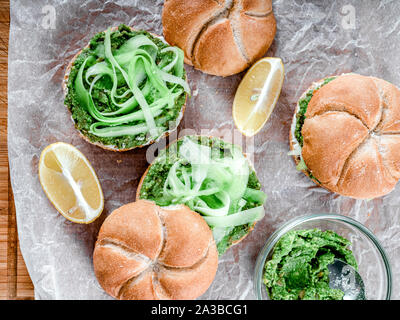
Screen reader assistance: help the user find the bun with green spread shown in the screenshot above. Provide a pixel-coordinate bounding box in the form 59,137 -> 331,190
290,73 -> 400,199
63,25 -> 190,151
137,135 -> 267,255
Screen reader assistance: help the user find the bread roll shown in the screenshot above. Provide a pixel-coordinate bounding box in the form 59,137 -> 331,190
162,0 -> 276,77
135,135 -> 264,253
93,200 -> 218,300
63,26 -> 187,152
291,74 -> 400,199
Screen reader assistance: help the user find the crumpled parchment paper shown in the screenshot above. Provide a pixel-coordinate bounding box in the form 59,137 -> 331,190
8,0 -> 400,299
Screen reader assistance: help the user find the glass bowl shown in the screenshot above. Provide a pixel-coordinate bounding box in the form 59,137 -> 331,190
254,214 -> 392,300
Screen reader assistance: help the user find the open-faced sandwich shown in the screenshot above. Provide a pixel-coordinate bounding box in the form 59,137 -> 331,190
137,135 -> 267,255
63,24 -> 190,151
290,73 -> 400,199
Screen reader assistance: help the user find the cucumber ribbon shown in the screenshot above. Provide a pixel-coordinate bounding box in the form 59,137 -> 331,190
161,137 -> 267,236
74,28 -> 189,138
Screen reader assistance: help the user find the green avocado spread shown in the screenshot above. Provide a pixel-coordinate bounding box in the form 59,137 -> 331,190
293,77 -> 336,181
139,136 -> 266,255
64,24 -> 188,150
294,77 -> 336,147
263,229 -> 358,300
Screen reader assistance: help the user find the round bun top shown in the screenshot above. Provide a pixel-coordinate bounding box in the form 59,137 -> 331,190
162,0 -> 276,77
93,200 -> 218,300
301,73 -> 400,199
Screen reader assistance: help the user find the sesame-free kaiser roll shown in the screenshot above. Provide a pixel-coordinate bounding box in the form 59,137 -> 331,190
162,0 -> 276,77
290,74 -> 400,199
93,200 -> 218,300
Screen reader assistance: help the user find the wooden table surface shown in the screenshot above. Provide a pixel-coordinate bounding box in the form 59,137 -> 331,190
0,0 -> 35,300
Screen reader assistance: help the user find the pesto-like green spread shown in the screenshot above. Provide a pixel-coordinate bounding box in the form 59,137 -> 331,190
295,77 -> 336,147
263,229 -> 358,300
64,25 -> 187,150
293,77 -> 336,182
139,136 -> 264,255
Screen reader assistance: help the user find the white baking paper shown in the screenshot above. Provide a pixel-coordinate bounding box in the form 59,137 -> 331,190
8,0 -> 400,299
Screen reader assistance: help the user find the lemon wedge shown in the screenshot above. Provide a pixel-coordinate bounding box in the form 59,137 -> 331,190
233,57 -> 285,137
38,142 -> 104,224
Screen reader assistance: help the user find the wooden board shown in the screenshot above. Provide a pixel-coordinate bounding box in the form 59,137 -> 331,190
0,0 -> 35,300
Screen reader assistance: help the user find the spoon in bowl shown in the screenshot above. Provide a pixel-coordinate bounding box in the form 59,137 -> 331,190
328,258 -> 366,300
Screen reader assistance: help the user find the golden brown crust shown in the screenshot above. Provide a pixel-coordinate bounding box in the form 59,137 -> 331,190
336,138 -> 397,199
118,271 -> 157,300
96,201 -> 163,259
378,135 -> 400,180
291,74 -> 400,199
302,111 -> 369,188
192,19 -> 248,77
161,0 -> 223,64
289,77 -> 335,189
63,26 -> 187,152
158,206 -> 212,268
92,245 -> 148,298
241,0 -> 272,14
135,135 -> 259,250
373,77 -> 400,133
162,0 -> 276,77
305,74 -> 381,129
93,200 -> 218,300
158,242 -> 219,300
235,2 -> 276,63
